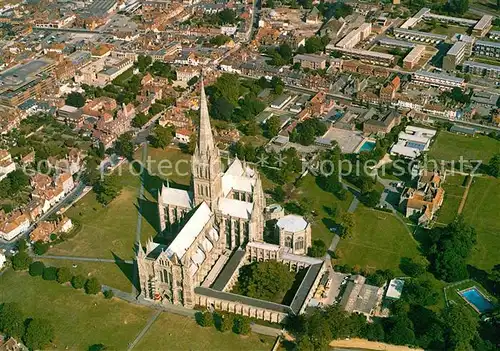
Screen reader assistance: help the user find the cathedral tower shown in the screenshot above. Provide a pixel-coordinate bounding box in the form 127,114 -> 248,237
191,78 -> 222,209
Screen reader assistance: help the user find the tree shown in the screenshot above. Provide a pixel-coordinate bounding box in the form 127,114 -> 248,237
85,277 -> 102,295
29,261 -> 45,277
385,316 -> 416,346
266,115 -> 281,137
148,125 -> 174,149
65,92 -> 86,108
0,303 -> 25,338
290,119 -> 327,146
94,175 -> 122,205
56,267 -> 72,284
442,304 -> 478,350
308,239 -> 327,257
446,0 -> 469,15
6,169 -> 29,193
17,238 -> 28,252
210,97 -> 234,121
273,186 -> 285,202
399,257 -> 426,277
115,132 -> 134,160
218,8 -> 237,24
428,217 -> 476,282
23,318 -> 55,350
489,153 -> 500,177
233,261 -> 295,302
233,316 -> 251,335
360,190 -> 381,208
402,279 -> 439,306
214,312 -> 234,332
11,251 -> 32,271
103,290 -> 114,299
132,112 -> 150,128
88,344 -> 108,351
72,275 -> 86,289
187,75 -> 199,86
196,311 -> 214,327
209,34 -> 231,46
33,240 -> 49,255
136,55 -> 152,73
340,212 -> 354,238
42,266 -> 58,281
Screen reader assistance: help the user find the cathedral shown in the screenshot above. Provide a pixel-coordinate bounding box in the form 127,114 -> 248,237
137,79 -> 313,310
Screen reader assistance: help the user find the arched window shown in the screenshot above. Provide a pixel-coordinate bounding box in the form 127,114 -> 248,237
295,237 -> 304,251
285,237 -> 292,248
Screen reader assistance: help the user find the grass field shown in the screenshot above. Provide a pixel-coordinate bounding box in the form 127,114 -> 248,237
290,175 -> 354,245
135,312 -> 276,351
428,132 -> 500,163
435,175 -> 466,225
461,177 -> 500,271
0,270 -> 152,350
38,258 -> 134,292
335,206 -> 425,274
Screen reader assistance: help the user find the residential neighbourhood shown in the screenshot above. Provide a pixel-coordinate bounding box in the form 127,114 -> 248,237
0,0 -> 499,350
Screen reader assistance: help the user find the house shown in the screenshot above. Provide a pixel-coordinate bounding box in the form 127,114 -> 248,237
400,170 -> 445,225
363,111 -> 401,135
339,275 -> 383,318
293,54 -> 326,70
0,150 -> 15,181
30,216 -> 73,243
385,279 -> 405,300
175,128 -> 192,144
177,66 -> 200,82
390,126 -> 436,159
0,210 -> 30,241
379,76 -> 401,102
55,172 -> 75,194
0,251 -> 6,269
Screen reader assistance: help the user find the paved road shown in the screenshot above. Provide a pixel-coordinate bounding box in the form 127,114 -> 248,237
39,255 -> 133,264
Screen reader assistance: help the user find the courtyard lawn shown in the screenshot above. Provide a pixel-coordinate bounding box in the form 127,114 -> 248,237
0,270 -> 152,350
435,175 -> 466,225
461,177 -> 500,271
428,132 -> 500,163
38,258 -> 134,292
290,174 -> 354,245
135,312 -> 276,351
335,206 -> 425,274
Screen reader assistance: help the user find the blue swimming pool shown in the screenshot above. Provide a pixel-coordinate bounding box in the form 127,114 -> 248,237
359,140 -> 376,152
460,287 -> 494,313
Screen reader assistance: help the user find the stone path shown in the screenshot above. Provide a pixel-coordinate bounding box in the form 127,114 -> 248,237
127,309 -> 162,351
38,254 -> 133,264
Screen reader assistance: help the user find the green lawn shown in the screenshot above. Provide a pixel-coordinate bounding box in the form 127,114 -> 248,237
428,132 -> 500,163
335,206 -> 425,274
135,312 -> 276,351
435,175 -> 466,225
290,175 -> 354,245
38,258 -> 134,292
0,270 -> 152,350
461,177 -> 500,271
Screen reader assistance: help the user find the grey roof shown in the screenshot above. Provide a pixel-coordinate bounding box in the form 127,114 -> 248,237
198,78 -> 215,153
294,54 -> 327,63
212,249 -> 246,291
474,15 -> 493,31
414,70 -> 465,84
447,41 -> 466,56
463,61 -> 500,72
394,28 -> 447,40
195,287 -> 293,314
289,262 -> 323,314
450,124 -> 476,135
475,40 -> 500,49
378,37 -> 416,49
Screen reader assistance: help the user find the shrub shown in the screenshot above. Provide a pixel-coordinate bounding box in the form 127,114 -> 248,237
56,267 -> 72,284
42,266 -> 58,281
11,251 -> 32,271
29,261 -> 45,276
85,277 -> 101,295
103,290 -> 114,299
71,275 -> 86,289
233,316 -> 251,335
33,241 -> 49,255
195,311 -> 214,327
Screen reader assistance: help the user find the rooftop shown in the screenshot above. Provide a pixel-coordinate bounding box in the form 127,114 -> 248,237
276,214 -> 308,233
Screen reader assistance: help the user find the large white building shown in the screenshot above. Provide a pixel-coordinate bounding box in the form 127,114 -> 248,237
412,70 -> 465,90
0,150 -> 15,182
390,125 -> 436,159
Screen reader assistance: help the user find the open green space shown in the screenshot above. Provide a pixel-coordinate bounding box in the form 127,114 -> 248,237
0,270 -> 152,350
135,312 -> 276,351
460,176 -> 500,271
38,258 -> 133,292
435,175 -> 466,225
290,174 -> 354,245
428,131 -> 500,162
335,206 -> 424,274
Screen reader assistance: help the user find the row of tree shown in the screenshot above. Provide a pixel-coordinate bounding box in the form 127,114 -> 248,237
196,311 -> 251,335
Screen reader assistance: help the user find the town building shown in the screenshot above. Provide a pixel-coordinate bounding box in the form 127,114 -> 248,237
363,110 -> 401,135
390,125 -> 436,159
293,54 -> 327,70
393,28 -> 446,44
473,40 -> 500,58
472,15 -> 493,37
443,41 -> 467,71
412,70 -> 465,90
0,150 -> 15,181
463,60 -> 500,78
400,170 -> 445,225
335,23 -> 372,49
403,45 -> 425,69
0,210 -> 30,241
328,47 -> 394,66
339,275 -> 383,317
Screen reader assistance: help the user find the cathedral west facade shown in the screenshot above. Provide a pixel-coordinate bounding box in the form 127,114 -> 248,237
137,79 -> 314,311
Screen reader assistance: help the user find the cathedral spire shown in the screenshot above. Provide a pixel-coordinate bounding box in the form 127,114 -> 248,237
198,76 -> 215,153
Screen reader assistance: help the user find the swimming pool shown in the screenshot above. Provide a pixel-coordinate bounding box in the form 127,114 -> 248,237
359,140 -> 376,152
459,287 -> 494,313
